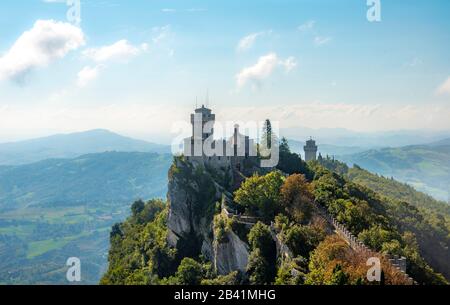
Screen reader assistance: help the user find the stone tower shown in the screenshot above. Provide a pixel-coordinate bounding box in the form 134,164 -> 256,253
191,105 -> 215,141
304,138 -> 318,162
185,105 -> 215,158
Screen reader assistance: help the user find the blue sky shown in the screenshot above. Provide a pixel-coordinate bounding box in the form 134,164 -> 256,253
0,0 -> 449,142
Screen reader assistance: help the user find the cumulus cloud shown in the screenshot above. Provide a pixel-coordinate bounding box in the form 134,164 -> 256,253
237,31 -> 271,52
78,40 -> 148,87
82,40 -> 148,63
77,65 -> 102,87
0,19 -> 85,82
236,53 -> 297,88
436,76 -> 450,95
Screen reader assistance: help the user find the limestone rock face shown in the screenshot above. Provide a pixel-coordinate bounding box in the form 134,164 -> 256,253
167,178 -> 191,245
166,158 -> 228,259
213,230 -> 249,275
166,157 -> 252,274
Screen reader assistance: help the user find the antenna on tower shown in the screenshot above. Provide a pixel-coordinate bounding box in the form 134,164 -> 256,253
206,89 -> 209,108
195,96 -> 198,109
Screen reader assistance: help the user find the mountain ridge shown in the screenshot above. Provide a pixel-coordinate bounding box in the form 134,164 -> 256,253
0,151 -> 172,211
339,143 -> 450,201
0,129 -> 171,166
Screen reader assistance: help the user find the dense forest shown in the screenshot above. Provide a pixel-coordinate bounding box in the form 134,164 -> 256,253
101,139 -> 449,285
318,155 -> 450,280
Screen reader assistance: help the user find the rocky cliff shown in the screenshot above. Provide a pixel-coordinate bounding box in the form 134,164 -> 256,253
166,156 -> 249,271
213,230 -> 249,274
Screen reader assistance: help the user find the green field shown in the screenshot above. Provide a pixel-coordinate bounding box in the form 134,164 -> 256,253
0,204 -> 129,284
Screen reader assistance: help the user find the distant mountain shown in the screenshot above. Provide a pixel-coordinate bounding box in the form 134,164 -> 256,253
0,151 -> 173,211
0,129 -> 171,166
429,138 -> 450,147
282,127 -> 450,148
339,144 -> 450,201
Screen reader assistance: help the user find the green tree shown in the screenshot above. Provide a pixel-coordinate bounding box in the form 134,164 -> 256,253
280,174 -> 314,223
284,224 -> 325,258
248,222 -> 274,257
234,171 -> 284,219
261,119 -> 272,150
277,138 -> 313,179
247,249 -> 270,285
358,225 -> 399,252
327,264 -> 350,285
175,258 -> 203,285
246,222 -> 277,284
131,199 -> 145,217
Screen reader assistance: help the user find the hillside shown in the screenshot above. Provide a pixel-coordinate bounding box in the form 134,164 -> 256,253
0,152 -> 172,211
339,144 -> 450,201
0,152 -> 172,284
0,129 -> 171,166
101,141 -> 449,285
430,138 -> 450,147
318,156 -> 450,280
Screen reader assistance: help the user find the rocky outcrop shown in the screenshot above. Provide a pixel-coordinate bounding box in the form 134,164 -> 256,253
213,230 -> 249,275
166,156 -> 254,275
167,157 -> 233,260
165,155 -> 269,276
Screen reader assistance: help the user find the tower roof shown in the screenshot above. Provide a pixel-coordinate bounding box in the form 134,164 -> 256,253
195,104 -> 212,114
306,138 -> 316,146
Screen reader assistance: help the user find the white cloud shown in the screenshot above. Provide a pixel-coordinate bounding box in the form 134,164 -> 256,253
237,31 -> 271,52
82,40 -> 147,63
79,40 -> 148,86
77,65 -> 102,88
152,25 -> 172,44
298,20 -> 315,32
236,53 -> 297,88
161,8 -> 176,13
0,19 -> 85,82
314,36 -> 331,46
281,57 -> 298,72
436,76 -> 450,95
